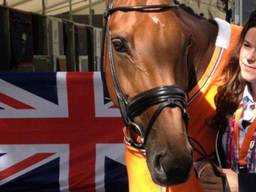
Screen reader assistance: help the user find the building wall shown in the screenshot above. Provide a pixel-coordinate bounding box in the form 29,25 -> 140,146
241,0 -> 256,24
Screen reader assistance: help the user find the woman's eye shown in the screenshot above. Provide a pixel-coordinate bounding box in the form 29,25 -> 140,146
243,41 -> 251,48
111,38 -> 128,53
243,43 -> 249,47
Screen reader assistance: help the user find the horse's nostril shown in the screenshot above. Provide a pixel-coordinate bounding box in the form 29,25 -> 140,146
153,153 -> 166,175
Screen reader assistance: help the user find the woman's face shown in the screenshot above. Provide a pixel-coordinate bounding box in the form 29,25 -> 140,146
240,27 -> 256,84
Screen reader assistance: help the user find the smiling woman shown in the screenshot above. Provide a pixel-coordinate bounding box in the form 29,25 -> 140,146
240,27 -> 256,85
199,10 -> 256,192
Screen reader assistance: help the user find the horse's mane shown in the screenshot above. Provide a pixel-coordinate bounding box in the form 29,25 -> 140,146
174,1 -> 200,17
174,0 -> 215,22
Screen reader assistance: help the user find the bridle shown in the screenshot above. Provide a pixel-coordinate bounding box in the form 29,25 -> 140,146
102,1 -> 189,150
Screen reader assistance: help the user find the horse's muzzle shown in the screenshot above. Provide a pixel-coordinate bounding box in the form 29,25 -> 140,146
149,148 -> 193,186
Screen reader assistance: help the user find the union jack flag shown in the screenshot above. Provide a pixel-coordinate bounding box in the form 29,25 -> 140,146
0,72 -> 128,192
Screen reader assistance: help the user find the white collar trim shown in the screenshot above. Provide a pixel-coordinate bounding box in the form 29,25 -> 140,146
243,85 -> 255,103
214,18 -> 231,49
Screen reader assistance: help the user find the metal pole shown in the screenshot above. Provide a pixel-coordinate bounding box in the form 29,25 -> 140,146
239,0 -> 243,25
224,0 -> 228,20
89,0 -> 92,25
42,0 -> 46,15
3,0 -> 7,6
68,0 -> 76,71
69,0 -> 73,21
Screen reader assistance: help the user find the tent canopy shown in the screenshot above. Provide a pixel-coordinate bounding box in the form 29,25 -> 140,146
0,0 -> 105,15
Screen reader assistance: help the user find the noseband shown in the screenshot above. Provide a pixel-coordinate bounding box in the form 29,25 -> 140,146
103,2 -> 189,150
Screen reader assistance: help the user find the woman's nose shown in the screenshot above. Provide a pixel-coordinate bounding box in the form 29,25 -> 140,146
247,50 -> 256,63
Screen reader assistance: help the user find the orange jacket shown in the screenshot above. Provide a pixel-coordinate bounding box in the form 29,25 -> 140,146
125,23 -> 242,192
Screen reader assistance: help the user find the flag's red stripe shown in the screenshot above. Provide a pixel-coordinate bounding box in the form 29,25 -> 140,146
0,153 -> 54,180
0,93 -> 34,109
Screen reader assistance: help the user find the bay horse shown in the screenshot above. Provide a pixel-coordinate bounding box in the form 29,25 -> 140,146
102,0 -> 241,191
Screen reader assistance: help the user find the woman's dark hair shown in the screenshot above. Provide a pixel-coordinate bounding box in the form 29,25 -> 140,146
210,10 -> 256,130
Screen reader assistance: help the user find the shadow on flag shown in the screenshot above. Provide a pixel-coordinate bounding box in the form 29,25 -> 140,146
105,157 -> 128,192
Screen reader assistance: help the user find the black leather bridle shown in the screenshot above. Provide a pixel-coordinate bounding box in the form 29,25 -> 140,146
102,1 -> 189,150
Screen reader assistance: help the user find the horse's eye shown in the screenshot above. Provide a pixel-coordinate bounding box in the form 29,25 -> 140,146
111,37 -> 128,53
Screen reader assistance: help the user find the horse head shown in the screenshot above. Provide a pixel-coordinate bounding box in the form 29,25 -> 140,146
103,0 -> 218,186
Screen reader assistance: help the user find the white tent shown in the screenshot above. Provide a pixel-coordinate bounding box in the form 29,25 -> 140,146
0,0 -> 105,15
